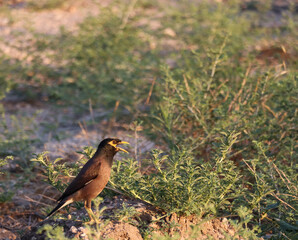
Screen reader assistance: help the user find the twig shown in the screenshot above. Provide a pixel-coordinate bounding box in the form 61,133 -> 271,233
105,186 -> 126,195
280,231 -> 291,240
38,193 -> 58,202
183,74 -> 191,95
281,45 -> 287,71
78,121 -> 90,145
38,186 -> 54,202
106,100 -> 120,136
271,162 -> 297,192
89,98 -> 95,125
270,193 -> 295,211
105,186 -> 159,209
262,102 -> 278,119
145,77 -> 156,105
22,195 -> 52,207
207,34 -> 229,91
0,224 -> 18,231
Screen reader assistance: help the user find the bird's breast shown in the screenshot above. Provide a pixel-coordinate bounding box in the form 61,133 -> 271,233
71,160 -> 113,202
81,161 -> 112,200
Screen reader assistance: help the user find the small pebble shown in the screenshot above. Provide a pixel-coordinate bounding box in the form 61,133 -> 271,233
70,226 -> 78,234
80,232 -> 87,238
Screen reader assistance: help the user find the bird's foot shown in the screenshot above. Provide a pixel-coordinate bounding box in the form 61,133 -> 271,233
84,218 -> 100,225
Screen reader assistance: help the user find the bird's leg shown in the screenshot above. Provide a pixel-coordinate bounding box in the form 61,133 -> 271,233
84,200 -> 99,224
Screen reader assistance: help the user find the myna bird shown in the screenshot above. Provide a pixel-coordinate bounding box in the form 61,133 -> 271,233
45,138 -> 129,224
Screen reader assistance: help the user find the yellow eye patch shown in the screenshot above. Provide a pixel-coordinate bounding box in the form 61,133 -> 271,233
108,140 -> 118,148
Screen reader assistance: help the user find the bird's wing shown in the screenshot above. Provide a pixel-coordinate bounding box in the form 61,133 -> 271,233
57,160 -> 101,202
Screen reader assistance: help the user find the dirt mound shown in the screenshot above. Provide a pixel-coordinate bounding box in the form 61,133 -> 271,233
101,222 -> 143,240
150,213 -> 237,240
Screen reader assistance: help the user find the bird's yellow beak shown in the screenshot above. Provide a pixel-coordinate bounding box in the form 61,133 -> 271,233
117,141 -> 129,153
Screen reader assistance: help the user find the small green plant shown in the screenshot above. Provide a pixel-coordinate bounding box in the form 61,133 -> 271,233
0,156 -> 12,174
0,190 -> 14,203
37,224 -> 68,240
227,206 -> 261,239
0,56 -> 18,101
32,152 -> 70,192
0,156 -> 14,203
113,202 -> 139,222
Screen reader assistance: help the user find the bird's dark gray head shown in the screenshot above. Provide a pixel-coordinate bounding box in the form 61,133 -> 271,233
97,138 -> 129,155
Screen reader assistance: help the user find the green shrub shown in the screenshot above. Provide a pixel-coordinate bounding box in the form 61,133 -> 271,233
110,132 -> 242,217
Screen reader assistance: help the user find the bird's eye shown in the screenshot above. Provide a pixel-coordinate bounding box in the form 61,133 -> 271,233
113,140 -> 117,145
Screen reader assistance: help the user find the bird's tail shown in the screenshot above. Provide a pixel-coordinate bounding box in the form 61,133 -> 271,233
45,198 -> 73,220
